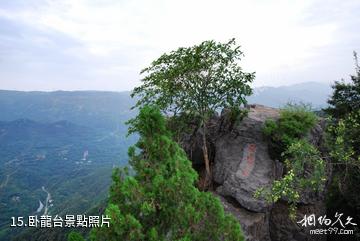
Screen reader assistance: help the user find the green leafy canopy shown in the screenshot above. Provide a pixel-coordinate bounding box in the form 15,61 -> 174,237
132,38 -> 254,119
131,38 -> 254,188
324,52 -> 360,228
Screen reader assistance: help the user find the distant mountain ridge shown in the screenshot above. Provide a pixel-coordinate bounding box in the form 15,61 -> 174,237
0,90 -> 136,131
248,82 -> 332,109
0,82 -> 332,127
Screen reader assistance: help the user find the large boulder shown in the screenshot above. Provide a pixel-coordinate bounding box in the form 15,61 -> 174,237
214,105 -> 281,212
180,104 -> 330,241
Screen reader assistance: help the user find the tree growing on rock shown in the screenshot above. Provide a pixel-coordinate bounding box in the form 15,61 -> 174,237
131,39 -> 254,187
325,52 -> 360,232
87,106 -> 244,241
326,51 -> 360,119
325,51 -> 360,181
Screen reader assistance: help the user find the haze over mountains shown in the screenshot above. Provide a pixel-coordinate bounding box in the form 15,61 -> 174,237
0,81 -> 332,240
0,90 -> 136,131
0,91 -> 136,240
0,82 -> 331,124
248,81 -> 332,108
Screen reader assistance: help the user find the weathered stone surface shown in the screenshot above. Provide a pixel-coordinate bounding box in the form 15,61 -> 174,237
180,114 -> 219,166
217,194 -> 271,241
269,201 -> 327,241
181,127 -> 207,166
214,105 -> 280,212
179,104 -> 330,241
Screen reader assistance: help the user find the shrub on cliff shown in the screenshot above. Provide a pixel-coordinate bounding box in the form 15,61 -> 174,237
258,104 -> 325,219
325,52 -> 360,237
263,103 -> 317,160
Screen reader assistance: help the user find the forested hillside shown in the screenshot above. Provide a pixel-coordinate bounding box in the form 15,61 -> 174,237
0,93 -> 137,240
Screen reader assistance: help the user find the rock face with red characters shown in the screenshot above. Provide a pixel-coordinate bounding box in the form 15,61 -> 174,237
214,105 -> 280,214
180,104 -> 328,241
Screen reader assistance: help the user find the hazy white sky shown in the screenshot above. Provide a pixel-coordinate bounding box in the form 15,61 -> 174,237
0,0 -> 359,91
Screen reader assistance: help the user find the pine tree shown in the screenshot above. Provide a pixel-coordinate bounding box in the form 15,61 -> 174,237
88,106 -> 244,241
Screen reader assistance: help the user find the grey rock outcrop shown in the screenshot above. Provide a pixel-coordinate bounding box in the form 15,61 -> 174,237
181,104 -> 329,241
217,194 -> 271,241
214,105 -> 280,213
270,201 -> 326,241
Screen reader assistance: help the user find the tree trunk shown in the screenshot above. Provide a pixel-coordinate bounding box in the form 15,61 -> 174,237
202,122 -> 211,188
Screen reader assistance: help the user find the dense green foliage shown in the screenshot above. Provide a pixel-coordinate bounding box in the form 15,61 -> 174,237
327,112 -> 360,168
132,38 -> 254,116
263,103 -> 318,160
131,38 -> 254,186
88,106 -> 244,241
325,52 -> 360,120
325,52 -> 360,238
258,104 -> 325,218
326,52 -> 360,159
68,231 -> 86,241
255,140 -> 325,219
